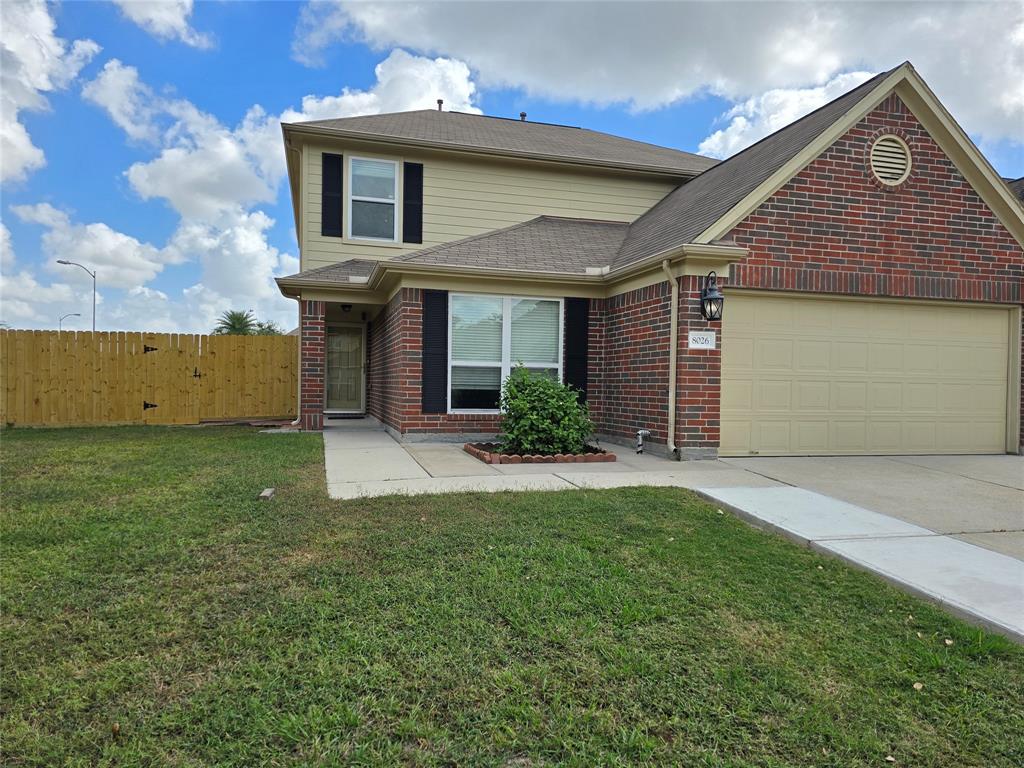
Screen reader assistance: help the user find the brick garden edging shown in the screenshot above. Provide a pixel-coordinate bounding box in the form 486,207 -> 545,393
464,443 -> 616,465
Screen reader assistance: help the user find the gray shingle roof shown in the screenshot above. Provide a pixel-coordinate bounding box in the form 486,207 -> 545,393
1004,177 -> 1024,202
287,110 -> 718,176
396,216 -> 628,274
615,68 -> 895,268
280,259 -> 377,284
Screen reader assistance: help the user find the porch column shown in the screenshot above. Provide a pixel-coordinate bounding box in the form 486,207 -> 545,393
674,275 -> 723,459
299,299 -> 325,431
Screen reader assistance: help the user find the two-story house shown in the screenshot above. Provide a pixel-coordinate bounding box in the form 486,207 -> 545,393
276,62 -> 1024,458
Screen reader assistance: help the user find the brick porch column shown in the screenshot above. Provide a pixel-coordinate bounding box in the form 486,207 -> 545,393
674,275 -> 723,459
299,299 -> 325,431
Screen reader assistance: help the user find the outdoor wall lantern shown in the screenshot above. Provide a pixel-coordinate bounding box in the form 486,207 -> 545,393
700,271 -> 724,321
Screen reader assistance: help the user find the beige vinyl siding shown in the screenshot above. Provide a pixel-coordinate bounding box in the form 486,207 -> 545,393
301,142 -> 677,270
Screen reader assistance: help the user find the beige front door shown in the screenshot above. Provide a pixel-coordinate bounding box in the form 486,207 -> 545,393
721,292 -> 1012,456
326,326 -> 364,412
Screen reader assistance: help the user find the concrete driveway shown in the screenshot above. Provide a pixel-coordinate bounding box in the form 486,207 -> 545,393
721,455 -> 1024,558
700,454 -> 1023,641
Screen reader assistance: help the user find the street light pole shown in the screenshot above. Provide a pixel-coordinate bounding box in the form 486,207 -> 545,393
58,312 -> 81,331
56,260 -> 96,331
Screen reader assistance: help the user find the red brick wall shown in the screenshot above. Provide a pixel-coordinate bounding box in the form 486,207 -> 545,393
588,283 -> 672,447
674,275 -> 723,456
298,299 -> 325,431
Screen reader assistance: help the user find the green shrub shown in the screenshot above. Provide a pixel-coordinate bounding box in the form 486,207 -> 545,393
499,366 -> 594,455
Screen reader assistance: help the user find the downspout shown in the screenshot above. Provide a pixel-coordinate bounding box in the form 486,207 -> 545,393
661,260 -> 680,459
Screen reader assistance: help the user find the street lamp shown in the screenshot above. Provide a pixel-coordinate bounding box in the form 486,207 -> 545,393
58,312 -> 80,331
56,260 -> 96,331
700,271 -> 725,321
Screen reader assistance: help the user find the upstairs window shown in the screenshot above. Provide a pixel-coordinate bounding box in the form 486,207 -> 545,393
449,294 -> 563,412
349,157 -> 398,241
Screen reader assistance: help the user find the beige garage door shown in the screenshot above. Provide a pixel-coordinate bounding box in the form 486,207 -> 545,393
721,293 -> 1011,456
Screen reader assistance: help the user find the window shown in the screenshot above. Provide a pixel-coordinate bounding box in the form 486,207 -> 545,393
348,157 -> 398,241
449,294 -> 563,412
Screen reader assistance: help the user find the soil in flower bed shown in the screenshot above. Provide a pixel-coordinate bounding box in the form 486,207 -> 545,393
464,442 -> 616,465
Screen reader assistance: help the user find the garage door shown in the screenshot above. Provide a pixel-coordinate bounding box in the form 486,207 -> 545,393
721,293 -> 1011,456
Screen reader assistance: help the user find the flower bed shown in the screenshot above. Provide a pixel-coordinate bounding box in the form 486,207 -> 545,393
464,442 -> 616,465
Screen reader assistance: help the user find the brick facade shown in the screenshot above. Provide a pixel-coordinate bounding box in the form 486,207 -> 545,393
302,94 -> 1022,452
298,300 -> 325,431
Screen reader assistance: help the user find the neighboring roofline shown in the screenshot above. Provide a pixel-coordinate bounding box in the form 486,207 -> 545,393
281,122 -> 708,179
693,62 -> 1024,248
274,242 -> 747,300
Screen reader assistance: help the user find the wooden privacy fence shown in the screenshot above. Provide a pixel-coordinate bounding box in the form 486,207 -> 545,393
0,331 -> 297,426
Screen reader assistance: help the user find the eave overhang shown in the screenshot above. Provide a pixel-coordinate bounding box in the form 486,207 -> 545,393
274,242 -> 747,303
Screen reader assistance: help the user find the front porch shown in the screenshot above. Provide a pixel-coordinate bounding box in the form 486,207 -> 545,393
298,298 -> 382,430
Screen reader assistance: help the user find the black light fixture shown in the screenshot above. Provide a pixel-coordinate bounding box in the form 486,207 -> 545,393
700,271 -> 724,321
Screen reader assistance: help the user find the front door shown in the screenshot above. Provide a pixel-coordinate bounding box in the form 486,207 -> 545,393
326,326 -> 364,412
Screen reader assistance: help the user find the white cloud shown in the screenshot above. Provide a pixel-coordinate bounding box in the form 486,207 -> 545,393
4,48 -> 471,331
81,59 -> 160,142
83,50 -> 479,221
0,0 -> 100,181
698,71 -> 875,158
294,1 -> 1024,148
112,0 -> 211,48
0,222 -> 13,272
12,203 -> 184,289
0,268 -> 84,326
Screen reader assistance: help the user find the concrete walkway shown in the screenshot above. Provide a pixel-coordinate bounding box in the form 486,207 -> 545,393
322,419 -> 777,500
696,484 -> 1024,642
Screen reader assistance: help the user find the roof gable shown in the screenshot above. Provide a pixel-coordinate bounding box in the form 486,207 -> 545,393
615,69 -> 894,268
618,62 -> 1024,266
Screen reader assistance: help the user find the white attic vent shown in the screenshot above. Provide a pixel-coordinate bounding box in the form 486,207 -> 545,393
869,135 -> 911,186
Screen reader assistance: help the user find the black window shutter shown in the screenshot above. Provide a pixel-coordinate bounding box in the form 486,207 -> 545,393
321,153 -> 343,237
402,162 -> 423,244
564,297 -> 589,401
421,289 -> 448,413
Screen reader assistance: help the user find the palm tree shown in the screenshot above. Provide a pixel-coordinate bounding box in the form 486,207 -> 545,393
212,310 -> 256,335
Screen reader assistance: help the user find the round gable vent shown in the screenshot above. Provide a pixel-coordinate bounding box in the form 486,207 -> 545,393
869,135 -> 911,186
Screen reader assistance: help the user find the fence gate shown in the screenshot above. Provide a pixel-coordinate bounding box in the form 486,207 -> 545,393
141,333 -> 201,425
0,330 -> 297,427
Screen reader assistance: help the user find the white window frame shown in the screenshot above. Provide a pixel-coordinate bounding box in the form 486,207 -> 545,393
347,156 -> 399,242
447,293 -> 564,414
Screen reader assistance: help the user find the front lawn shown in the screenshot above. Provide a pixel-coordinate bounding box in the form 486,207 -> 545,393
2,427 -> 1020,766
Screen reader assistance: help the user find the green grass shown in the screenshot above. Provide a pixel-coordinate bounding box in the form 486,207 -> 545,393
2,427 -> 1021,767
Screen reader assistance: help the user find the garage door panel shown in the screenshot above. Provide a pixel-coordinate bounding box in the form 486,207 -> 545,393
795,381 -> 829,410
835,342 -> 868,371
870,382 -> 902,411
757,339 -> 793,369
832,421 -> 867,451
721,293 -> 1010,456
795,339 -> 830,371
869,342 -> 904,372
795,421 -> 829,452
722,337 -> 754,370
868,421 -> 903,452
832,381 -> 867,411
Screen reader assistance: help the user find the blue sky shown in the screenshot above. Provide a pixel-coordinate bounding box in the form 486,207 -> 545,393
1,1 -> 1021,333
